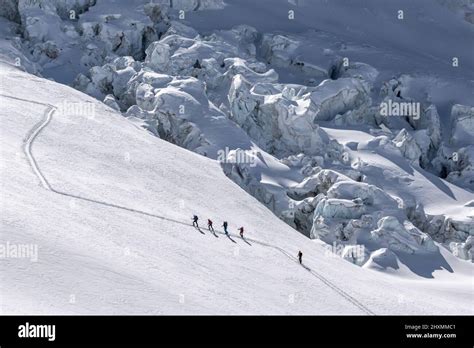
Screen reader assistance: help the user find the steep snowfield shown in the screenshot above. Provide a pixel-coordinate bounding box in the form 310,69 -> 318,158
1,63 -> 473,314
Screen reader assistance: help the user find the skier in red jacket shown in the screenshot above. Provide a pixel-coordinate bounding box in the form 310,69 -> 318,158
207,219 -> 214,232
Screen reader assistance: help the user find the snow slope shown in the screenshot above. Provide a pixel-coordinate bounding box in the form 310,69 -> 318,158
1,62 -> 473,314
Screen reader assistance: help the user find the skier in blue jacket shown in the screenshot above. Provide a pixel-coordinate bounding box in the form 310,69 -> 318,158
192,215 -> 199,228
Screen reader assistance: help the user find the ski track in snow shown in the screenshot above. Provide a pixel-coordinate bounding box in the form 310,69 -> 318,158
3,93 -> 375,315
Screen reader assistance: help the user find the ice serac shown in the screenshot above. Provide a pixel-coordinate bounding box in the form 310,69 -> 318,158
307,178 -> 439,263
327,181 -> 399,210
228,76 -> 372,156
261,34 -> 299,67
0,0 -> 20,24
159,0 -> 226,11
370,216 -> 437,255
261,33 -> 328,80
103,94 -> 120,111
13,0 -> 158,73
144,41 -> 171,72
450,104 -> 474,147
220,148 -> 277,213
308,78 -> 371,122
363,248 -> 399,271
392,128 -> 422,165
449,236 -> 474,261
445,145 -> 474,191
432,144 -> 474,192
287,169 -> 352,200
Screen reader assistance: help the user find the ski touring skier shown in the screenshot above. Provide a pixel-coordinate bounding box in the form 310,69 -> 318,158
207,219 -> 214,232
238,226 -> 244,238
222,221 -> 229,235
298,250 -> 303,264
192,215 -> 199,228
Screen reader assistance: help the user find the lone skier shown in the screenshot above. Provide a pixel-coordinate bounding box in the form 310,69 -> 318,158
207,219 -> 214,232
238,226 -> 244,238
222,221 -> 229,235
192,215 -> 199,228
298,250 -> 303,264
